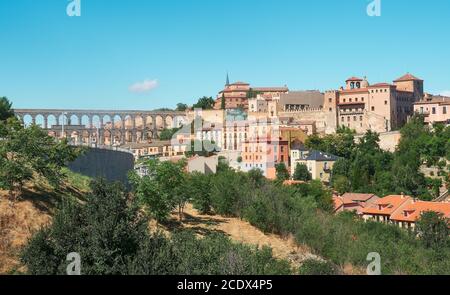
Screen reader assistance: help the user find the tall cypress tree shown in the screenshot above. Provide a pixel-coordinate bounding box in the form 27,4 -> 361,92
221,92 -> 226,110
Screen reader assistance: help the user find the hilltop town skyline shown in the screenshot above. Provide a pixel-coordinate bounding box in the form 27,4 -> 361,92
1,0 -> 450,110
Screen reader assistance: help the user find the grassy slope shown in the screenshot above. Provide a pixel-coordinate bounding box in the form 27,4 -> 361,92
0,169 -> 91,274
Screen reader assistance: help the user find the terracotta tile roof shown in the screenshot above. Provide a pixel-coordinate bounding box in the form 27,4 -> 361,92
394,73 -> 423,82
333,196 -> 344,210
340,88 -> 369,94
346,77 -> 363,82
252,87 -> 289,92
414,96 -> 450,105
391,201 -> 450,222
230,81 -> 250,85
341,193 -> 379,203
362,195 -> 412,216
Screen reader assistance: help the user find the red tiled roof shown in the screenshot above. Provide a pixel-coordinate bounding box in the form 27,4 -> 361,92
346,77 -> 363,82
391,201 -> 450,222
341,193 -> 379,203
333,196 -> 344,210
252,87 -> 289,92
362,195 -> 412,216
394,73 -> 423,82
230,81 -> 250,85
340,88 -> 369,94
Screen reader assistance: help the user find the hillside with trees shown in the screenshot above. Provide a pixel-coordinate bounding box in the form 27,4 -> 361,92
305,118 -> 450,200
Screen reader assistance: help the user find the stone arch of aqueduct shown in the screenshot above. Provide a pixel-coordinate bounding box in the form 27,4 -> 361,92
14,109 -> 187,146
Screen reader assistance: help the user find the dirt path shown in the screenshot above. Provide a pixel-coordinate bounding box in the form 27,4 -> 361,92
163,204 -> 322,268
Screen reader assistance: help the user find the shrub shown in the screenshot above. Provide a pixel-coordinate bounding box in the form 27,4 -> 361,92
21,179 -> 292,275
298,259 -> 339,275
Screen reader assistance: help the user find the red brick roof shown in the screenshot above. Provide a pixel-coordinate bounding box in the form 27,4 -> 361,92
346,77 -> 363,82
252,87 -> 289,92
390,201 -> 450,222
394,73 -> 423,82
230,81 -> 250,85
341,193 -> 379,203
362,195 -> 412,216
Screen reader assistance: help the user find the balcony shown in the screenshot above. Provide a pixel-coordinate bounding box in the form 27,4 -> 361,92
338,109 -> 364,115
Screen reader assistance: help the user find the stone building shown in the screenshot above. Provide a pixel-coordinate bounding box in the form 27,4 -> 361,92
328,74 -> 424,133
214,77 -> 288,110
414,94 -> 450,125
276,73 -> 424,134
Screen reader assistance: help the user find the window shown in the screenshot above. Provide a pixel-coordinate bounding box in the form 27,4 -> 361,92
361,97 -> 364,101
371,106 -> 375,111
349,98 -> 352,102
360,116 -> 363,121
329,107 -> 332,112
385,100 -> 388,105
347,116 -> 350,122
343,99 -> 346,102
329,98 -> 332,103
353,116 -> 357,121
432,107 -> 436,114
443,107 -> 447,114
355,98 -> 358,102
341,117 -> 344,122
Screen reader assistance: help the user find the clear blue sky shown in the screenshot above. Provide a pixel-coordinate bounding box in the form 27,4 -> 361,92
1,0 -> 449,110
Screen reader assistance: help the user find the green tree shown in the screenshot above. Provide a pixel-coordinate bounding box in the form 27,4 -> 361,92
294,180 -> 334,212
185,139 -> 217,157
210,170 -> 249,216
21,179 -> 146,275
333,175 -> 351,195
293,163 -> 311,181
305,127 -> 355,159
275,163 -> 289,182
176,103 -> 188,111
0,118 -> 80,200
131,159 -> 189,222
247,168 -> 266,188
159,127 -> 181,140
193,96 -> 215,110
0,97 -> 14,121
220,93 -> 226,110
22,179 -> 292,275
416,211 -> 449,249
189,172 -> 213,214
298,259 -> 339,275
